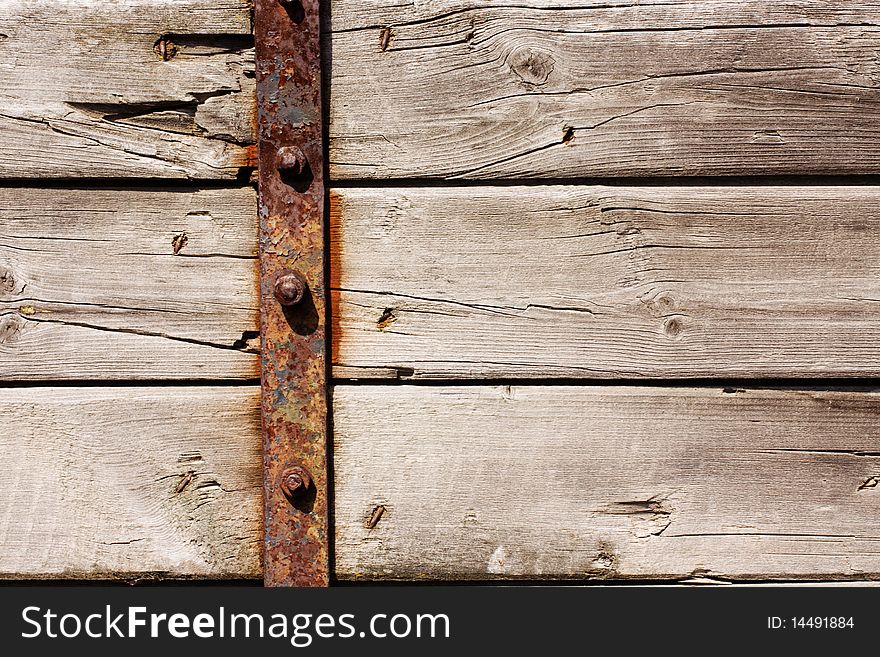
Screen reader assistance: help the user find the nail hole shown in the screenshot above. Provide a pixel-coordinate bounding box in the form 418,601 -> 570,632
153,36 -> 177,61
365,505 -> 386,529
379,27 -> 392,52
171,232 -> 188,255
377,307 -> 397,330
281,0 -> 306,24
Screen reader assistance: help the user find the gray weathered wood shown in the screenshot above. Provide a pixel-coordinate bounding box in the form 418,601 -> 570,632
331,186 -> 880,379
334,384 -> 880,581
329,0 -> 880,179
0,385 -> 261,579
0,0 -> 255,179
0,187 -> 259,380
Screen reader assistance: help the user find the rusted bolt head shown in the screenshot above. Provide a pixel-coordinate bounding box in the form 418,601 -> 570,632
276,146 -> 308,176
280,466 -> 312,502
274,272 -> 307,307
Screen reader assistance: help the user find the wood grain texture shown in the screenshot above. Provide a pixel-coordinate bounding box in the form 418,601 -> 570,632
0,386 -> 261,579
331,186 -> 880,379
0,0 -> 255,179
328,0 -> 880,179
334,384 -> 880,581
0,187 -> 259,380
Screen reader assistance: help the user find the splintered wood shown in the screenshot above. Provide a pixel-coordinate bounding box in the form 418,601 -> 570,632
0,0 -> 256,179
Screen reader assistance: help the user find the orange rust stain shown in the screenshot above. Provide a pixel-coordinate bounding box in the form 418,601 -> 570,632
241,144 -> 260,168
328,191 -> 345,364
328,191 -> 344,289
248,228 -> 261,379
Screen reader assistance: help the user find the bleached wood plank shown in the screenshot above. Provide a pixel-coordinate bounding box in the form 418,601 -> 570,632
0,385 -> 261,579
0,0 -> 255,179
331,186 -> 880,379
334,385 -> 880,581
329,0 -> 880,179
0,187 -> 259,380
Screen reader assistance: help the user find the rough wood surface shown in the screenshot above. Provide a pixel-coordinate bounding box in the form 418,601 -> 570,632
0,187 -> 259,380
0,386 -> 261,579
334,385 -> 880,581
0,0 -> 255,179
328,0 -> 880,179
331,186 -> 880,379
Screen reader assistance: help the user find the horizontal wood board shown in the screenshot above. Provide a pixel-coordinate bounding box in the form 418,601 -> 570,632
0,0 -> 256,179
0,187 -> 260,380
0,386 -> 262,579
334,384 -> 880,581
331,186 -> 880,379
329,0 -> 880,179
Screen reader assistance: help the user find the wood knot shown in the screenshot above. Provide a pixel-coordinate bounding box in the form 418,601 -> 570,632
640,291 -> 677,318
590,542 -> 618,575
0,315 -> 23,345
663,316 -> 685,338
0,266 -> 17,296
508,47 -> 555,86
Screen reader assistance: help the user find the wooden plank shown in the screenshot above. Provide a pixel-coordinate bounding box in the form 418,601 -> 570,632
0,385 -> 261,579
0,0 -> 255,179
331,186 -> 880,379
333,384 -> 880,581
0,187 -> 259,380
328,0 -> 880,179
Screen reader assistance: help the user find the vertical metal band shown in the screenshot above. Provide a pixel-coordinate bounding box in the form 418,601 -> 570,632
254,0 -> 328,587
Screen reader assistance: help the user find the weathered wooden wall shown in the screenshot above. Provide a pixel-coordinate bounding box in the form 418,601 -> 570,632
334,386 -> 880,581
328,0 -> 880,582
3,0 -> 880,583
331,186 -> 880,379
327,0 -> 880,179
0,0 -> 262,580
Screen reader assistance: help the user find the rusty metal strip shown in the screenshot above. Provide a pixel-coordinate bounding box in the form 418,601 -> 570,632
255,0 -> 328,587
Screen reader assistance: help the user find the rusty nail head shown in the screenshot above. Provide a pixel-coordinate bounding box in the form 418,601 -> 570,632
280,466 -> 312,501
276,146 -> 308,176
274,272 -> 307,306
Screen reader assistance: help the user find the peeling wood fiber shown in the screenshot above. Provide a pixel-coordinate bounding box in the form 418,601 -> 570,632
328,0 -> 880,179
0,386 -> 262,579
0,0 -> 256,179
0,187 -> 260,380
331,186 -> 880,379
334,385 -> 880,581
